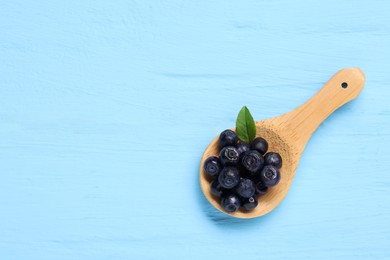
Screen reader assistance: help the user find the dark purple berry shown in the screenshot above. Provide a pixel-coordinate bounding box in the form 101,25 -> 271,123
219,129 -> 238,148
260,165 -> 280,187
251,137 -> 268,155
264,152 -> 282,169
242,196 -> 258,211
255,180 -> 268,196
218,167 -> 240,189
241,150 -> 264,173
235,178 -> 256,198
221,193 -> 241,213
219,146 -> 240,166
210,179 -> 225,197
203,156 -> 222,177
236,142 -> 250,157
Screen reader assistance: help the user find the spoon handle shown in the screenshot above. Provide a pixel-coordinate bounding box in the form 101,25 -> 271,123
277,68 -> 366,150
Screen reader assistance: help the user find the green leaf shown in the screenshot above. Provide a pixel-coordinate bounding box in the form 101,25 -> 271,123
236,106 -> 256,143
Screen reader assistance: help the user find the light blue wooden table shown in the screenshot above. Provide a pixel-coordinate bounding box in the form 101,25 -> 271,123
1,1 -> 389,259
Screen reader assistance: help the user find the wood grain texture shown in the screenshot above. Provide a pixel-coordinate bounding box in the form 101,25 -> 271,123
1,0 -> 390,259
200,68 -> 366,218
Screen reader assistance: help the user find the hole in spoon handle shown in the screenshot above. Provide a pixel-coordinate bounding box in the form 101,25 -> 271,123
279,68 -> 366,148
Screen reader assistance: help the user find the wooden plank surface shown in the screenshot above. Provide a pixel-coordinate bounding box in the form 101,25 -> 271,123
1,1 -> 389,259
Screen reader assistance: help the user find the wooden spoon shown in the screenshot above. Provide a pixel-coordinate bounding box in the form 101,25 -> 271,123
200,68 -> 366,219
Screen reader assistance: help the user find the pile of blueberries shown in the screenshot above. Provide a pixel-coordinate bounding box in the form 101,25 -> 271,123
203,130 -> 282,213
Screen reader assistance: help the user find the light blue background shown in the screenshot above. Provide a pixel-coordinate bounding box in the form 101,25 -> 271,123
1,1 -> 389,259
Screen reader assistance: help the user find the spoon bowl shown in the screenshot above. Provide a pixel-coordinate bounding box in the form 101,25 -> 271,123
200,68 -> 366,218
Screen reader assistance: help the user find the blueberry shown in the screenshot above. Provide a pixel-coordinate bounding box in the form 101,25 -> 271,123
242,196 -> 258,211
260,165 -> 280,187
255,180 -> 268,196
218,167 -> 240,189
221,193 -> 241,213
236,178 -> 256,198
236,142 -> 250,157
203,156 -> 222,177
219,146 -> 240,166
264,152 -> 282,169
241,150 -> 264,173
251,137 -> 268,155
210,179 -> 225,197
219,129 -> 238,148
